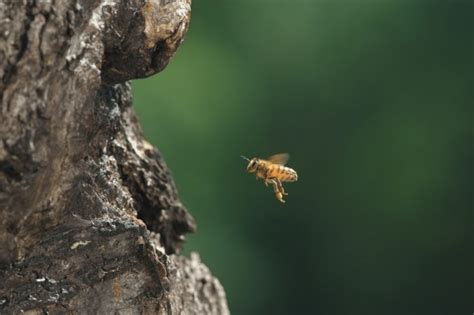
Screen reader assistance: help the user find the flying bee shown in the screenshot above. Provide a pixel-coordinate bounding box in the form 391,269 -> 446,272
241,153 -> 298,203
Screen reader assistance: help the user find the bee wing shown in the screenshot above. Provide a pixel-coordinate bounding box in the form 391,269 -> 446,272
266,153 -> 290,165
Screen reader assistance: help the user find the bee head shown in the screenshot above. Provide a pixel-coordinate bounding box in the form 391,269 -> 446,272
246,158 -> 259,173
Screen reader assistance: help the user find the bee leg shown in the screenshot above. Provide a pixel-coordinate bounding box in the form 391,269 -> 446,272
269,178 -> 285,203
275,191 -> 285,203
264,178 -> 271,187
275,178 -> 288,195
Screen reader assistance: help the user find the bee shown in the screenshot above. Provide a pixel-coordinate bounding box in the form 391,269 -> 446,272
241,153 -> 298,203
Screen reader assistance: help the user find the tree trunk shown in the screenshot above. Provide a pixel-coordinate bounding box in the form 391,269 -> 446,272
0,0 -> 229,313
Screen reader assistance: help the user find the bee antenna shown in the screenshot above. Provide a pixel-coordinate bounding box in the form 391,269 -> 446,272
240,155 -> 250,161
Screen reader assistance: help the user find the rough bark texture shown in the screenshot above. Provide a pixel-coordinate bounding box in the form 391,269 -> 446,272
0,0 -> 229,313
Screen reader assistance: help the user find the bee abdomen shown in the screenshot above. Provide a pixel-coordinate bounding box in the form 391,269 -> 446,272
278,166 -> 298,182
285,169 -> 298,182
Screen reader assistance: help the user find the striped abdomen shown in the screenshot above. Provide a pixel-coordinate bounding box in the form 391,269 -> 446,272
267,165 -> 298,182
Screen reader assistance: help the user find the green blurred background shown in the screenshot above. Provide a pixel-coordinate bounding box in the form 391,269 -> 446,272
132,0 -> 473,314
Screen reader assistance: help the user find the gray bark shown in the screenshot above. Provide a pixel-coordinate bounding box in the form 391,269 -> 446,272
0,0 -> 229,313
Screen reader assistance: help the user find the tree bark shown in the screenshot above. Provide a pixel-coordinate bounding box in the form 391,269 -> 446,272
0,0 -> 229,314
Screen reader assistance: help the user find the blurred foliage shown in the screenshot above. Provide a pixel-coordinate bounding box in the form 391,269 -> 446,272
132,0 -> 473,314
